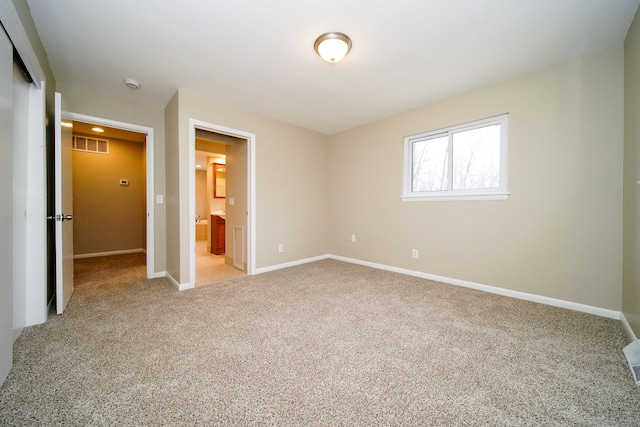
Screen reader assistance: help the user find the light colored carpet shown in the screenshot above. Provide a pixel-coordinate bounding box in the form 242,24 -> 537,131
1,253 -> 639,426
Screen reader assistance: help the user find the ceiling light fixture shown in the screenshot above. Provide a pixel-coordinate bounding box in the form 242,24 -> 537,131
124,78 -> 140,90
314,32 -> 352,63
92,127 -> 105,133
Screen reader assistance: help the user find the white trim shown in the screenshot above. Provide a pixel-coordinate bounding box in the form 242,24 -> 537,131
148,271 -> 167,280
67,112 -> 156,279
621,313 -> 639,343
401,193 -> 509,202
0,1 -> 45,87
254,254 -> 331,275
329,255 -> 620,319
403,114 -> 509,200
188,118 -> 256,290
73,248 -> 144,259
254,253 -> 621,320
166,272 -> 194,291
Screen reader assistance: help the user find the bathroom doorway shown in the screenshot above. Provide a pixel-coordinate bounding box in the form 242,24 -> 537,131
193,128 -> 248,286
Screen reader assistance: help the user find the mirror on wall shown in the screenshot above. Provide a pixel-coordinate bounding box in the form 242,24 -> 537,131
213,163 -> 226,198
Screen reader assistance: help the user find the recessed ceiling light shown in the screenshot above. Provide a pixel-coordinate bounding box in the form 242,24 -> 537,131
61,121 -> 73,128
196,164 -> 202,168
92,127 -> 105,133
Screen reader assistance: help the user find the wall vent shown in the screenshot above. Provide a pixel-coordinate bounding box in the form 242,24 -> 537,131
73,136 -> 109,154
233,226 -> 244,270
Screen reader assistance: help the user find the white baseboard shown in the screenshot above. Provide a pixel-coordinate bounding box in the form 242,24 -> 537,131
254,254 -> 331,275
74,248 -> 145,259
256,254 -> 622,321
621,312 -> 639,343
329,255 -> 621,320
147,271 -> 167,280
166,272 -> 194,291
218,253 -> 624,322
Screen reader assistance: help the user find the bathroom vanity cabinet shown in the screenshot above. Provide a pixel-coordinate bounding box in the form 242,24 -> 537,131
211,215 -> 226,255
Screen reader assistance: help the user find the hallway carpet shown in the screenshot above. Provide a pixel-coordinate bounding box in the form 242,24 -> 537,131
1,254 -> 639,425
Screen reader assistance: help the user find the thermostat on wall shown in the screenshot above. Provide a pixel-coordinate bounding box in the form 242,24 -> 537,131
119,179 -> 129,186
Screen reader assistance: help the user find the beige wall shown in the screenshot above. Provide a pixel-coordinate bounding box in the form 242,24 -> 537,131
58,83 -> 167,273
165,88 -> 329,283
624,10 -> 640,338
72,135 -> 145,255
328,46 -> 624,310
164,91 -> 180,280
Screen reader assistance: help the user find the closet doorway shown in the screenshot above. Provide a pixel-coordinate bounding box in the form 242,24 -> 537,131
67,116 -> 155,279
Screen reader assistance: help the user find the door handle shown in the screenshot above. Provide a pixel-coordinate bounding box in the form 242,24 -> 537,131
49,214 -> 73,221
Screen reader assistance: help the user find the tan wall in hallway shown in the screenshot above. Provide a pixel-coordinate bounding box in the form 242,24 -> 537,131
73,135 -> 145,255
195,169 -> 207,219
225,138 -> 247,270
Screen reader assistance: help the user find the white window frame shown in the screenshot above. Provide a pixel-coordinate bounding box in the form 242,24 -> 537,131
402,114 -> 509,202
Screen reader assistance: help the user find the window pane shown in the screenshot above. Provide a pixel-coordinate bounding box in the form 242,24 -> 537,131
412,135 -> 448,192
452,124 -> 500,190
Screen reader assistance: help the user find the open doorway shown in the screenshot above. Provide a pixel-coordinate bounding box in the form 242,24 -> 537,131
189,119 -> 256,288
71,121 -> 147,262
193,129 -> 246,286
67,113 -> 155,279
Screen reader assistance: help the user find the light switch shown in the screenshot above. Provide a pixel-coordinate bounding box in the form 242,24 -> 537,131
229,197 -> 235,206
156,195 -> 164,204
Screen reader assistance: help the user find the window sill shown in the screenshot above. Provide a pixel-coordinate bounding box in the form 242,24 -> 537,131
401,193 -> 510,202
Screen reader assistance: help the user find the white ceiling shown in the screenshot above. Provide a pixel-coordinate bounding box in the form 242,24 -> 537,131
26,0 -> 640,135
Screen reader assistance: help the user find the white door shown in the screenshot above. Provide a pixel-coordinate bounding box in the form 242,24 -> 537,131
0,19 -> 14,385
55,92 -> 74,314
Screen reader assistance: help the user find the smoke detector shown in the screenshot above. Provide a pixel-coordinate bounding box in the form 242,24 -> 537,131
124,78 -> 140,90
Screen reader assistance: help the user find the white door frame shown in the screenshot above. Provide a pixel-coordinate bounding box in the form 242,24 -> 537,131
68,112 -> 156,278
188,118 -> 256,288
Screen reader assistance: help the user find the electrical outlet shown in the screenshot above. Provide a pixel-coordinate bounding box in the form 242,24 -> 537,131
351,234 -> 356,243
278,244 -> 284,253
412,249 -> 419,259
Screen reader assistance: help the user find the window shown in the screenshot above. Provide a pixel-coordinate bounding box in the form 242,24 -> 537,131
403,114 -> 508,201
